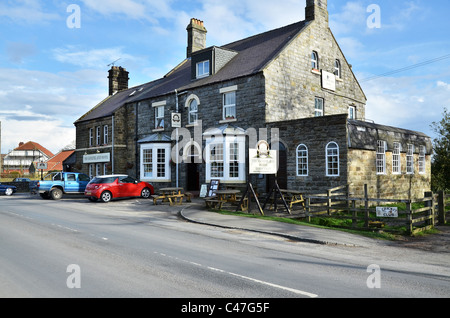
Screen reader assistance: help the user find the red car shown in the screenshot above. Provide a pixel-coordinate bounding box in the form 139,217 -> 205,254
85,175 -> 154,202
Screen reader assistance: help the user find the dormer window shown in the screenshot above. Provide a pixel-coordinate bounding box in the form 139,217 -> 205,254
196,60 -> 210,78
311,51 -> 319,70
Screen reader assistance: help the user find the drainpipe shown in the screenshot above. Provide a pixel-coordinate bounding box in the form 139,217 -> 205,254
175,90 -> 179,188
112,115 -> 115,174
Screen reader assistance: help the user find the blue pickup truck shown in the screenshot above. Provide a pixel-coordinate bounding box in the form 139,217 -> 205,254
38,172 -> 90,200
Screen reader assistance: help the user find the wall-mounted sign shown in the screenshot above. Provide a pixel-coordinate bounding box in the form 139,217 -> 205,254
171,113 -> 181,128
376,207 -> 398,218
83,153 -> 111,164
249,140 -> 278,175
322,70 -> 336,91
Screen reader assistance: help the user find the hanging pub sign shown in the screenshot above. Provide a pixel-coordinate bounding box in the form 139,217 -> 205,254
249,140 -> 278,175
171,113 -> 181,128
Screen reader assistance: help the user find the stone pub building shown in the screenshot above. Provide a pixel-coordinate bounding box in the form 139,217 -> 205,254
74,0 -> 431,199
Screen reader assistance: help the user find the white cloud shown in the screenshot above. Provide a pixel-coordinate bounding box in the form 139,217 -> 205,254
363,76 -> 450,138
0,68 -> 105,154
52,46 -> 139,69
0,0 -> 60,24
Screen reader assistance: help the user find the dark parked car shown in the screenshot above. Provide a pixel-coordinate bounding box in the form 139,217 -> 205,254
0,183 -> 17,196
85,175 -> 154,202
13,178 -> 31,182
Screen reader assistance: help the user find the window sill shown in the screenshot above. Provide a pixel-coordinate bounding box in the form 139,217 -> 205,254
219,118 -> 237,124
311,69 -> 321,75
152,128 -> 164,132
186,123 -> 199,128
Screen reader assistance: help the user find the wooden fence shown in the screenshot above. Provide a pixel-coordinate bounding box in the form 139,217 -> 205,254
305,185 -> 448,236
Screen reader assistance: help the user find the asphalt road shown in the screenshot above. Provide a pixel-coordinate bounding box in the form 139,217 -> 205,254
1,193 -> 449,300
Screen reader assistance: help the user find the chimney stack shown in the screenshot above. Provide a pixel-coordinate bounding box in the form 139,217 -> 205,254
186,18 -> 207,58
305,0 -> 328,24
108,66 -> 129,95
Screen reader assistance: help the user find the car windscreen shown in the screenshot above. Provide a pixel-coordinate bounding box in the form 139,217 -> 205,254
90,177 -> 117,184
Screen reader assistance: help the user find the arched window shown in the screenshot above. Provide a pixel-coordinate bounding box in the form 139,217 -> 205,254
334,59 -> 341,78
311,51 -> 319,70
188,98 -> 198,124
326,142 -> 339,176
296,144 -> 308,176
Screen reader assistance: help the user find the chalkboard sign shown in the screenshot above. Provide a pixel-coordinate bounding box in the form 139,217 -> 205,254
208,179 -> 220,197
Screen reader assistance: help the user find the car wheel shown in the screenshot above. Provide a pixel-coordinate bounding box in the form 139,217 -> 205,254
50,188 -> 63,200
100,191 -> 112,203
5,188 -> 13,196
141,187 -> 151,198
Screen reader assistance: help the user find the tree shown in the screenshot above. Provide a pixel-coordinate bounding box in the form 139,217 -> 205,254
431,107 -> 450,191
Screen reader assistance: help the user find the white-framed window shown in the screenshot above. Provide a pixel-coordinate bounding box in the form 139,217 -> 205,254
155,106 -> 164,129
103,163 -> 108,175
89,164 -> 94,178
315,97 -> 324,117
140,143 -> 171,181
326,142 -> 339,177
223,91 -> 236,120
188,98 -> 198,124
103,125 -> 109,144
392,142 -> 401,175
334,59 -> 341,78
205,136 -> 245,182
311,51 -> 319,70
89,128 -> 93,147
296,144 -> 308,176
348,106 -> 355,120
376,140 -> 387,175
196,60 -> 210,78
419,145 -> 426,174
407,144 -> 414,174
96,163 -> 102,176
96,126 -> 101,145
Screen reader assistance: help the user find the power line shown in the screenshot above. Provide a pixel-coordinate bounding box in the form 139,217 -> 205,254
360,53 -> 450,83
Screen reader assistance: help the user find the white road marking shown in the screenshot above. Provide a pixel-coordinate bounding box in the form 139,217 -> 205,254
154,251 -> 318,298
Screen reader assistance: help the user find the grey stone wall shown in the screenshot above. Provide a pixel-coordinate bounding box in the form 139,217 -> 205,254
264,18 -> 366,123
263,114 -> 349,195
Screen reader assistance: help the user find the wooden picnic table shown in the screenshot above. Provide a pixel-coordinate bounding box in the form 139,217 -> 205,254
205,189 -> 248,211
278,189 -> 305,210
152,187 -> 185,206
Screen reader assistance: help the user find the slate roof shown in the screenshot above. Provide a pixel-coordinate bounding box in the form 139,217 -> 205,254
348,120 -> 432,154
75,20 -> 310,124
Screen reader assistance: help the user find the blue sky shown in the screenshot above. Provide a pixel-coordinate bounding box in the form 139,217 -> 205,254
0,0 -> 449,154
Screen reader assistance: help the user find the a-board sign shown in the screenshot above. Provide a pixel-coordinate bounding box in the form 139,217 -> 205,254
199,184 -> 208,198
208,179 -> 220,197
376,207 -> 398,218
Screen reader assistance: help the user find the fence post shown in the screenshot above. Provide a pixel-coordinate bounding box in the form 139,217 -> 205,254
327,189 -> 331,216
406,200 -> 412,235
438,191 -> 446,224
306,197 -> 311,222
364,184 -> 369,228
424,191 -> 434,227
